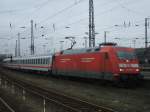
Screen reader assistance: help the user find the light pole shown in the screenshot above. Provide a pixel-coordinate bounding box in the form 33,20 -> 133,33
85,32 -> 98,47
145,18 -> 150,48
18,26 -> 26,56
133,38 -> 139,48
104,31 -> 109,43
17,33 -> 20,56
83,37 -> 88,48
43,45 -> 46,54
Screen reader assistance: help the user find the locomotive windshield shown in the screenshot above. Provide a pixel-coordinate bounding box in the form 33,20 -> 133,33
117,51 -> 136,60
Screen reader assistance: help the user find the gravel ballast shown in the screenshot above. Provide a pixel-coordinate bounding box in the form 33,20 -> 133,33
0,68 -> 150,112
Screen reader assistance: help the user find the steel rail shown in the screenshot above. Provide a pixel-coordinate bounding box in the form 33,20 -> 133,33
0,97 -> 15,112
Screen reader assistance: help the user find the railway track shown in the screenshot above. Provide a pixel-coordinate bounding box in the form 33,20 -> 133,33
0,70 -> 115,112
0,97 -> 15,112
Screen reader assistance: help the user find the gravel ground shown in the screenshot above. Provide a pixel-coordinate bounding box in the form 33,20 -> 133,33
0,88 -> 39,112
1,68 -> 150,112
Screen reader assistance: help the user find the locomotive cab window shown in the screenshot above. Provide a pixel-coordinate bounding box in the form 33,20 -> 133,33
86,49 -> 92,52
94,48 -> 100,51
117,51 -> 136,60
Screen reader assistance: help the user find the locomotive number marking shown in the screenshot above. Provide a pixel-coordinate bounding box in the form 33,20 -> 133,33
60,58 -> 71,62
81,58 -> 95,62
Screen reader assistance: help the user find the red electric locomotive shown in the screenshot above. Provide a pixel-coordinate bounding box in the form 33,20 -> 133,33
52,43 -> 143,83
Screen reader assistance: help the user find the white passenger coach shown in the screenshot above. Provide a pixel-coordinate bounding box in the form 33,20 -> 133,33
3,55 -> 52,72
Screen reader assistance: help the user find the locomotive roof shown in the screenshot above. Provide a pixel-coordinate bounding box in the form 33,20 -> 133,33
62,47 -> 100,55
61,46 -> 133,55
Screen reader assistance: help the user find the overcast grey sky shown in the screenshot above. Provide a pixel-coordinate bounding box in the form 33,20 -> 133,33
0,0 -> 149,55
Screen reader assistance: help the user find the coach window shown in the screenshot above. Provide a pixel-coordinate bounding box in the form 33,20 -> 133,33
45,58 -> 47,64
41,59 -> 42,64
46,58 -> 48,64
40,59 -> 42,64
86,49 -> 92,52
39,59 -> 40,64
39,59 -> 41,64
43,58 -> 45,64
95,48 -> 100,51
41,58 -> 43,64
36,59 -> 37,64
44,58 -> 46,64
36,59 -> 38,64
41,59 -> 43,64
42,59 -> 44,64
43,59 -> 44,64
38,59 -> 40,64
37,59 -> 39,64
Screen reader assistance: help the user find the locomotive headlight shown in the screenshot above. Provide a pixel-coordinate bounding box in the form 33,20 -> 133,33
119,68 -> 124,72
136,69 -> 139,72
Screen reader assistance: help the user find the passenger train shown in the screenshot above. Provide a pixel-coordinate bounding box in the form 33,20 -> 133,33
3,43 -> 143,84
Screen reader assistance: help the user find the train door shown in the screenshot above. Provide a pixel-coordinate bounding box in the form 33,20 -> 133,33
102,52 -> 112,80
103,52 -> 109,72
